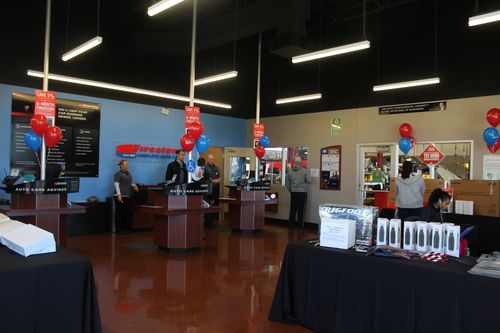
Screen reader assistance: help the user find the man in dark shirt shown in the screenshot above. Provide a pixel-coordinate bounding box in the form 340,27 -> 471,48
165,149 -> 187,185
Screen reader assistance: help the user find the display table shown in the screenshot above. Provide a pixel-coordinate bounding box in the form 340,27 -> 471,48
269,241 -> 500,333
220,183 -> 276,232
0,246 -> 101,333
142,185 -> 220,251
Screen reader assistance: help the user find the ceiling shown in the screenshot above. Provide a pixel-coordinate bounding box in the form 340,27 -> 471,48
2,0 -> 500,119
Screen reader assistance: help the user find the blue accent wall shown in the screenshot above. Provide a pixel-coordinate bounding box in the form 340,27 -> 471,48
0,83 -> 246,201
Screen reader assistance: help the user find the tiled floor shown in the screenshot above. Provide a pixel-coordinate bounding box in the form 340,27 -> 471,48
67,225 -> 316,333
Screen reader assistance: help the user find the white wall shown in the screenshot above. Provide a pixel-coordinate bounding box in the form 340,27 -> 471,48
248,94 -> 500,224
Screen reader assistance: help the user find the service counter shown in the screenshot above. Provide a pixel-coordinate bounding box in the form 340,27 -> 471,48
140,183 -> 220,251
219,181 -> 276,232
0,178 -> 84,246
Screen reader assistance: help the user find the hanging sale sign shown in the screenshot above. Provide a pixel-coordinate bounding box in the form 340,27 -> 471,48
184,106 -> 200,130
419,144 -> 444,165
253,123 -> 265,140
34,90 -> 56,117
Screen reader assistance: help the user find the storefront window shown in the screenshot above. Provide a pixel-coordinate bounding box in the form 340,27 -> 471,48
263,146 -> 308,186
397,141 -> 472,180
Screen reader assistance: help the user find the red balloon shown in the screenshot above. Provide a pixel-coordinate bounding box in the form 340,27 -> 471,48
30,115 -> 48,136
44,126 -> 62,148
409,136 -> 416,148
487,108 -> 500,127
399,123 -> 412,138
188,121 -> 204,139
254,146 -> 265,159
180,133 -> 195,152
487,140 -> 500,154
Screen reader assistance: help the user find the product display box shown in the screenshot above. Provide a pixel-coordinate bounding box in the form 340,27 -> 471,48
319,204 -> 378,247
445,225 -> 460,258
376,218 -> 389,246
431,223 -> 444,252
389,219 -> 401,248
403,221 -> 417,250
450,180 -> 500,217
416,222 -> 428,252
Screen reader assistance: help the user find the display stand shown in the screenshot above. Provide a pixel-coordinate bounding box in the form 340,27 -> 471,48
141,183 -> 220,251
220,181 -> 275,232
0,178 -> 84,246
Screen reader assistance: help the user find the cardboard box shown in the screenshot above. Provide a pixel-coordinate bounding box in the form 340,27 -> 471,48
416,222 -> 428,252
450,180 -> 500,217
376,218 -> 389,246
445,225 -> 460,258
389,177 -> 445,205
403,221 -> 417,250
389,219 -> 401,248
319,204 -> 378,247
319,217 -> 356,249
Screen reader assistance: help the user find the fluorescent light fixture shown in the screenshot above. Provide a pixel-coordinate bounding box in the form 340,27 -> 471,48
373,77 -> 440,92
292,40 -> 370,64
148,0 -> 184,16
468,9 -> 500,27
194,71 -> 238,86
62,36 -> 103,61
27,70 -> 231,109
276,93 -> 322,104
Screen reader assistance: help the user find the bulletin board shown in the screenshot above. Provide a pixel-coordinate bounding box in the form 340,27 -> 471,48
320,145 -> 341,190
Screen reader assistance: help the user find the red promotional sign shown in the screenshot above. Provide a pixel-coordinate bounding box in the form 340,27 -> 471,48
253,123 -> 265,140
184,105 -> 200,130
34,90 -> 56,117
419,144 -> 444,165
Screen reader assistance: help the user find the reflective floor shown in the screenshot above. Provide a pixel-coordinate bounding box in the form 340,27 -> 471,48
67,225 -> 316,333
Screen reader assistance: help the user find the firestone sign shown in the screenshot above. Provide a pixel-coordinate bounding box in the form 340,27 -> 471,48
115,143 -> 177,159
419,144 -> 444,165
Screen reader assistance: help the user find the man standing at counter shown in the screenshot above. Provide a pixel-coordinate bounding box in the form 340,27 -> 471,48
165,149 -> 188,185
204,154 -> 221,228
286,156 -> 311,229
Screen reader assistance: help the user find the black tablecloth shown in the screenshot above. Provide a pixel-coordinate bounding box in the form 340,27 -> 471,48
269,241 -> 500,333
0,246 -> 101,333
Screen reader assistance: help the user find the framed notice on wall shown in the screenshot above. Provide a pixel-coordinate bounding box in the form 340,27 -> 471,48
11,92 -> 101,178
320,145 -> 341,190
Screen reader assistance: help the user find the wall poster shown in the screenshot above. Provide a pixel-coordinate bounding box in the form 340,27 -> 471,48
320,145 -> 341,190
11,92 -> 101,178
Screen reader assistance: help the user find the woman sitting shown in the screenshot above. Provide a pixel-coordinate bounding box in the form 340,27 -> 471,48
419,188 -> 451,223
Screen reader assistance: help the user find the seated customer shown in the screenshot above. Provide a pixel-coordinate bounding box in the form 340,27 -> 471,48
419,188 -> 451,223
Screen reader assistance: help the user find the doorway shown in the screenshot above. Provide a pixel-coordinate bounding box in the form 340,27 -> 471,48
357,144 -> 398,207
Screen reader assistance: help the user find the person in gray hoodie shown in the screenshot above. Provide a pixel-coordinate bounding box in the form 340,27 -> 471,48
395,161 -> 426,220
286,156 -> 311,229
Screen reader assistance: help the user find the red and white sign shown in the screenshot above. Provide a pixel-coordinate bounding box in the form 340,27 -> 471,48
419,144 -> 444,165
443,187 -> 454,199
253,123 -> 265,140
184,105 -> 200,130
34,90 -> 56,117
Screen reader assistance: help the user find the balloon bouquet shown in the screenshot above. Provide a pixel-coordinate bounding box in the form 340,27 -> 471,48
254,135 -> 270,159
180,120 -> 210,154
398,123 -> 416,155
24,114 -> 63,168
483,108 -> 500,154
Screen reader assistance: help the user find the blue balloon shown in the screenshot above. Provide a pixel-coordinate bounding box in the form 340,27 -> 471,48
195,135 -> 210,154
399,137 -> 412,155
483,127 -> 499,145
259,135 -> 270,148
24,130 -> 41,151
187,159 -> 197,173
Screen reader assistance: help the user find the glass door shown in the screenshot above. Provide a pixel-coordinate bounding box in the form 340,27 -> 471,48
357,145 -> 398,207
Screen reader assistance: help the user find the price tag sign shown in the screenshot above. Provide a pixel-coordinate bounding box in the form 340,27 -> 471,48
34,90 -> 56,117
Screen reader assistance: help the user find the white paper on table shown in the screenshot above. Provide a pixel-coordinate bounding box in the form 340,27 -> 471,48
0,220 -> 27,244
0,214 -> 10,223
320,217 -> 356,249
2,224 -> 55,257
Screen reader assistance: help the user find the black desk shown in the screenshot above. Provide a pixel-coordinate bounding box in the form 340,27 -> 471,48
269,242 -> 500,333
0,246 -> 101,333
